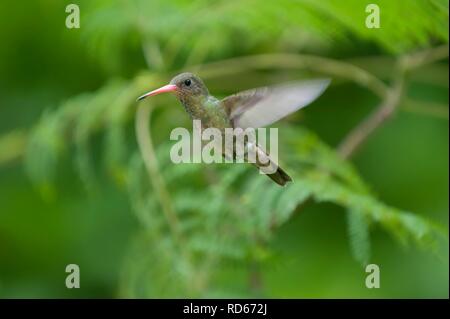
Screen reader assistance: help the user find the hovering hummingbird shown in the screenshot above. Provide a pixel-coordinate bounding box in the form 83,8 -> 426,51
137,73 -> 330,186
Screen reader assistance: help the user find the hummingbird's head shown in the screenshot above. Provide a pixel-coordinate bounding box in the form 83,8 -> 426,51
136,72 -> 208,102
170,72 -> 209,98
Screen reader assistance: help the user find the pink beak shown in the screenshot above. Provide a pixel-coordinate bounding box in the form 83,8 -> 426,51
137,84 -> 178,101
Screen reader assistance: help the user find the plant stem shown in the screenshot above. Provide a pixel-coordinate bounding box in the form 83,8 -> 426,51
135,103 -> 182,241
338,45 -> 448,159
401,99 -> 449,120
195,53 -> 389,99
249,260 -> 264,296
338,66 -> 405,159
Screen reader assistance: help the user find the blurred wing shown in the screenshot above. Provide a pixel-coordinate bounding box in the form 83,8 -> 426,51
222,79 -> 330,128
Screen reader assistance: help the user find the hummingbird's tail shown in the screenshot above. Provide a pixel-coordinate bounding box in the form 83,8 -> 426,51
250,144 -> 292,186
265,165 -> 292,186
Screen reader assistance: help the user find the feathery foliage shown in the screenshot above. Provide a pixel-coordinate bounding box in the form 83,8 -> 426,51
18,0 -> 448,297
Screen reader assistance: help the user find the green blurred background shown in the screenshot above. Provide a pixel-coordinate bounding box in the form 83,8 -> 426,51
0,0 -> 448,298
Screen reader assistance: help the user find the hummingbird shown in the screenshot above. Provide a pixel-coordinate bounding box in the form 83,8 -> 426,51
137,73 -> 330,186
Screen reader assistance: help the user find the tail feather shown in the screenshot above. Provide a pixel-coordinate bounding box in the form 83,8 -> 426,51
250,144 -> 292,187
266,165 -> 292,186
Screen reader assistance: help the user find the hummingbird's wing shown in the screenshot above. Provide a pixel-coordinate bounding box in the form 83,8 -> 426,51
222,79 -> 330,128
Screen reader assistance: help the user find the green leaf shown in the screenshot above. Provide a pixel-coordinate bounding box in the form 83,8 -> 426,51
347,209 -> 371,266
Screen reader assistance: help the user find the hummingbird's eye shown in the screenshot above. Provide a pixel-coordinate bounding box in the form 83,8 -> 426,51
184,79 -> 191,87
